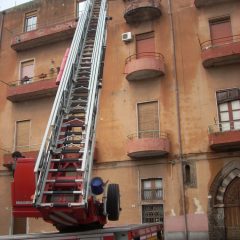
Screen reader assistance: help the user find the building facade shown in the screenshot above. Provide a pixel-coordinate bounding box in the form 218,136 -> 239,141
0,0 -> 240,239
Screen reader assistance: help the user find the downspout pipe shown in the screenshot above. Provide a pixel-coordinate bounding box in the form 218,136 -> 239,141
0,11 -> 5,47
167,0 -> 189,239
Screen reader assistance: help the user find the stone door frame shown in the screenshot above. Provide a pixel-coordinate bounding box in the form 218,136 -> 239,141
208,160 -> 240,240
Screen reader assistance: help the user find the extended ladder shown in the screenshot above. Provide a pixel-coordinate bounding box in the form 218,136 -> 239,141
33,0 -> 107,209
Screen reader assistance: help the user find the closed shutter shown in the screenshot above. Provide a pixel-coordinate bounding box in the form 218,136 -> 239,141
16,120 -> 30,152
20,60 -> 34,83
210,17 -> 232,46
136,32 -> 155,58
217,89 -> 240,104
137,101 -> 159,138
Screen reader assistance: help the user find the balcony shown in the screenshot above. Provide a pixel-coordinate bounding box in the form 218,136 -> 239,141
11,15 -> 77,51
7,73 -> 58,102
194,0 -> 238,8
127,131 -> 170,159
208,122 -> 240,151
124,0 -> 162,24
125,52 -> 165,81
200,34 -> 240,68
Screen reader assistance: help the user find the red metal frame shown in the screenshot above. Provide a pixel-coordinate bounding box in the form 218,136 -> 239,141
11,158 -> 42,218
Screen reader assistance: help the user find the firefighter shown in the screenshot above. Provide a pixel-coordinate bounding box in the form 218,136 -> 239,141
11,151 -> 24,177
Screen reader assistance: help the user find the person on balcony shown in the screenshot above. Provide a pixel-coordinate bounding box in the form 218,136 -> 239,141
11,151 -> 25,177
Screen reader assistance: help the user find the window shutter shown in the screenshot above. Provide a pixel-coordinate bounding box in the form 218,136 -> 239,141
137,101 -> 159,138
136,32 -> 155,59
21,60 -> 34,80
209,16 -> 232,46
136,31 -> 154,41
217,89 -> 240,104
16,120 -> 30,152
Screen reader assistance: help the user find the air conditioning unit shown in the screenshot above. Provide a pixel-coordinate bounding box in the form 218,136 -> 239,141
122,32 -> 133,42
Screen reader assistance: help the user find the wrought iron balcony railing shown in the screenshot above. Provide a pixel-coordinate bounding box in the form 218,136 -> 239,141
128,130 -> 168,139
141,188 -> 163,201
125,52 -> 164,64
8,71 -> 59,87
208,121 -> 240,133
200,34 -> 240,51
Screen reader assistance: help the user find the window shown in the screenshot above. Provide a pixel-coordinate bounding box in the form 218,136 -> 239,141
141,179 -> 164,223
183,162 -> 197,188
137,101 -> 159,138
185,164 -> 191,185
209,16 -> 232,46
142,204 -> 163,223
217,89 -> 240,131
15,120 -> 31,152
141,178 -> 163,201
25,11 -> 37,32
76,0 -> 86,18
20,60 -> 34,84
136,32 -> 155,58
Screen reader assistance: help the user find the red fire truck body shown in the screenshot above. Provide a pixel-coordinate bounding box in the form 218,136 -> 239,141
0,224 -> 163,240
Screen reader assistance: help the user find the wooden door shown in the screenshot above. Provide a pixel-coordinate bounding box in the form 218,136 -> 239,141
224,177 -> 240,240
210,17 -> 232,46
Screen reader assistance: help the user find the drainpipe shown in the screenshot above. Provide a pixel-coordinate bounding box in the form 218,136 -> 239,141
0,11 -> 5,47
167,0 -> 189,239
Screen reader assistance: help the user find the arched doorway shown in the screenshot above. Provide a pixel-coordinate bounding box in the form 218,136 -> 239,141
208,161 -> 240,240
224,177 -> 240,239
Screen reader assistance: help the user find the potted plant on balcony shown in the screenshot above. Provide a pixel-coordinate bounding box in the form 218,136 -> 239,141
21,76 -> 31,85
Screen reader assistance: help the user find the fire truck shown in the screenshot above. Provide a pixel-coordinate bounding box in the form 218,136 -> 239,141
10,0 -> 164,237
0,224 -> 163,240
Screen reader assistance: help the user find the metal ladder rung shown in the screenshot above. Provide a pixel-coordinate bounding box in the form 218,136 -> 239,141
81,66 -> 91,70
62,132 -> 84,136
69,100 -> 88,106
68,109 -> 87,114
63,117 -> 85,122
46,179 -> 83,183
74,76 -> 89,81
51,158 -> 83,163
73,86 -> 88,90
39,202 -> 85,207
63,115 -> 86,120
62,123 -> 85,128
63,140 -> 85,145
60,149 -> 84,154
81,57 -> 92,61
43,191 -> 83,195
48,168 -> 83,172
